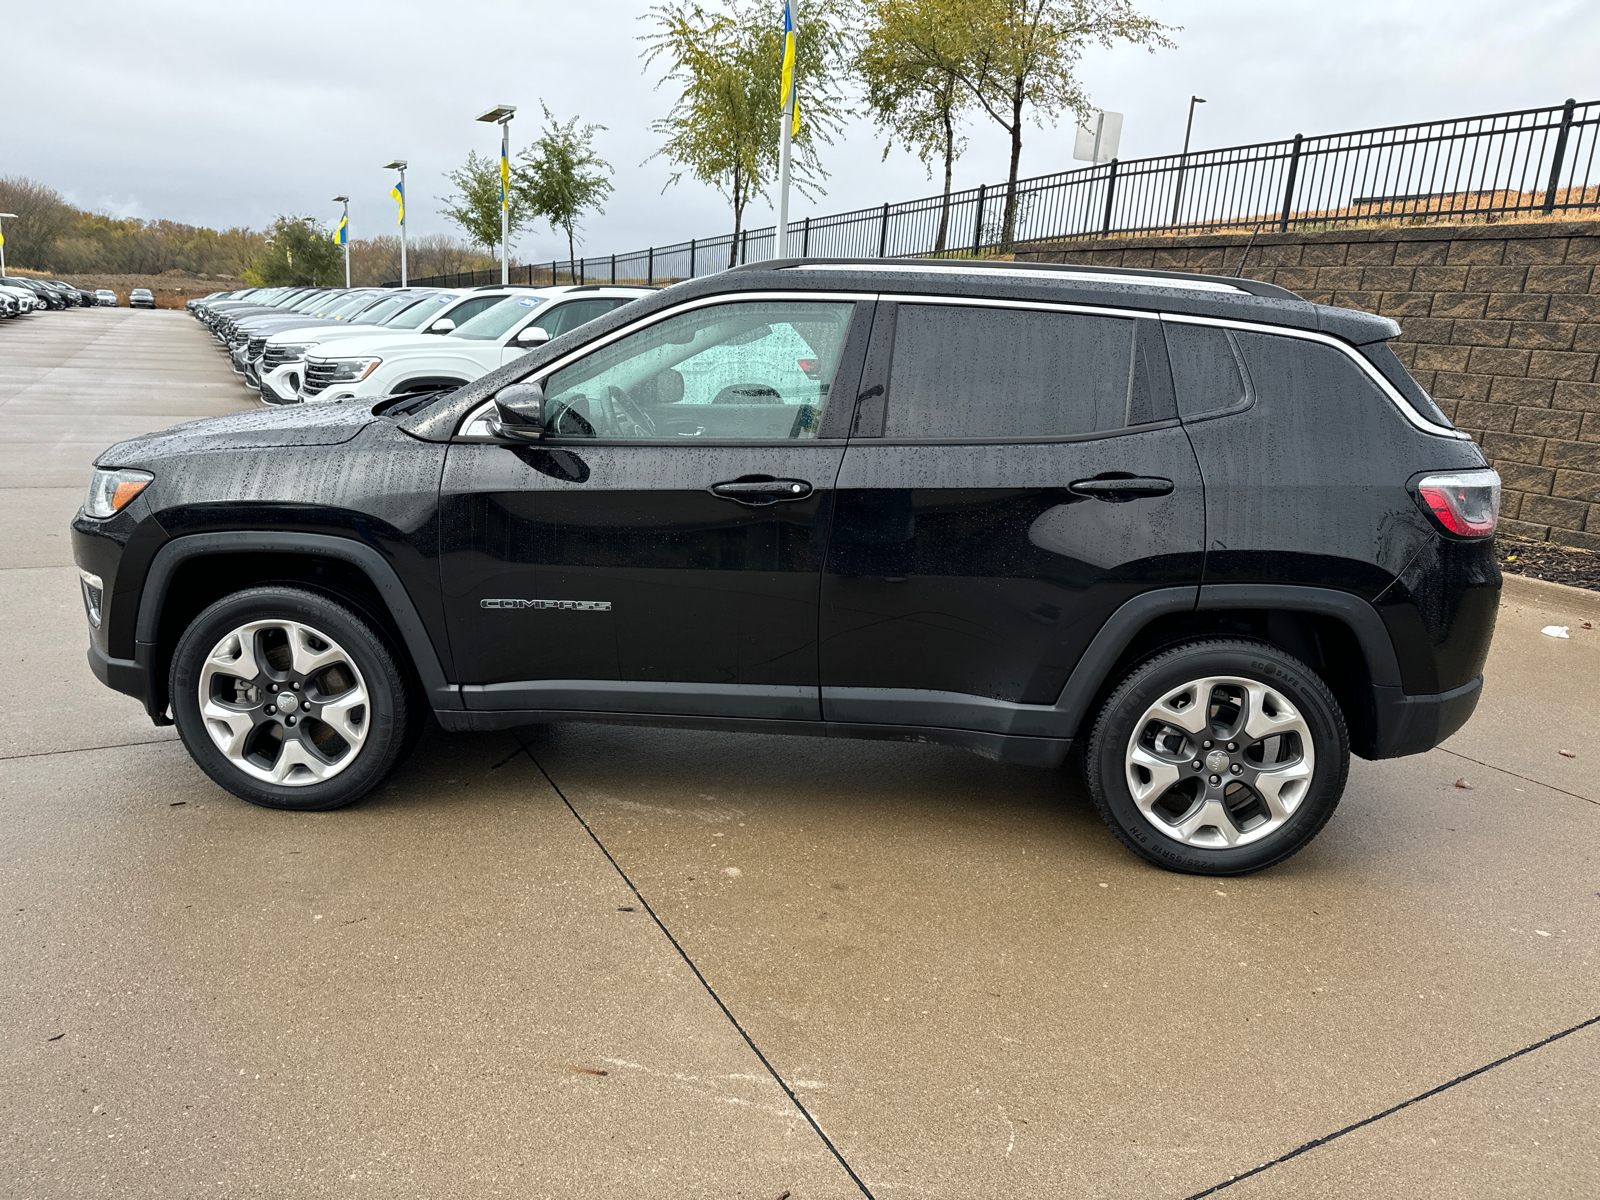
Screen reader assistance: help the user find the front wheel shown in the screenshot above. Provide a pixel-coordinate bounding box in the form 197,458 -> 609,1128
1085,639 -> 1350,875
169,587 -> 413,811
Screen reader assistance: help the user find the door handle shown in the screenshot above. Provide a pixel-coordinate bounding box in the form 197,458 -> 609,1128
1068,476 -> 1175,501
710,477 -> 814,505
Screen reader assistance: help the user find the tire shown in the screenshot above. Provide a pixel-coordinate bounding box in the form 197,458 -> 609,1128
169,587 -> 414,811
1085,638 -> 1349,876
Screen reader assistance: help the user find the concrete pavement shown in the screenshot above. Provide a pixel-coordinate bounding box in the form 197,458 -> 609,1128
1,308 -> 1596,1199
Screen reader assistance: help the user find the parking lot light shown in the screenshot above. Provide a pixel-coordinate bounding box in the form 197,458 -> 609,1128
384,161 -> 408,287
477,105 -> 517,286
0,213 -> 16,278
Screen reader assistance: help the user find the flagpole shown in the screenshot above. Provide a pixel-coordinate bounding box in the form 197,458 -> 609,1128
399,166 -> 407,287
775,4 -> 795,259
385,160 -> 409,287
334,197 -> 351,289
501,121 -> 510,285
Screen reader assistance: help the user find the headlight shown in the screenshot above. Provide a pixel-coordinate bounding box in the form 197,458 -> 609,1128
317,357 -> 382,383
84,468 -> 153,518
275,343 -> 317,360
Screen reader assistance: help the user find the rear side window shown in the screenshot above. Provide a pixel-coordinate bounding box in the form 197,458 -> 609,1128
1163,322 -> 1252,420
884,305 -> 1143,439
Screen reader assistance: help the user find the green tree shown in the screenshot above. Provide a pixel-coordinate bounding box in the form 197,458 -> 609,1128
440,149 -> 538,257
643,0 -> 853,267
0,176 -> 77,270
856,0 -> 970,253
244,216 -> 343,286
925,0 -> 1174,249
518,104 -> 615,267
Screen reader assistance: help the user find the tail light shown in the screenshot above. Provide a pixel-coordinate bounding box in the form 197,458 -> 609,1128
1414,469 -> 1500,538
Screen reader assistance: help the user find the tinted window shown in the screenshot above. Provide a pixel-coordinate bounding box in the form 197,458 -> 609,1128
535,299 -> 623,339
885,305 -> 1136,439
1163,322 -> 1251,420
542,300 -> 856,441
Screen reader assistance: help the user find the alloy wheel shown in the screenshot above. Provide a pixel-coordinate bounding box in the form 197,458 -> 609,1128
197,619 -> 370,786
1123,675 -> 1316,848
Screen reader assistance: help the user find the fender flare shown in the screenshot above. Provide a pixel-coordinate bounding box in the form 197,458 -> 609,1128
136,531 -> 460,711
1050,582 -> 1402,735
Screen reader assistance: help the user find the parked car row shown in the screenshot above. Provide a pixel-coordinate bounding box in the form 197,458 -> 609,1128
188,283 -> 652,405
1,275 -> 113,316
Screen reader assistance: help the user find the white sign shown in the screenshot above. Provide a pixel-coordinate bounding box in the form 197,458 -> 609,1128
1074,109 -> 1124,164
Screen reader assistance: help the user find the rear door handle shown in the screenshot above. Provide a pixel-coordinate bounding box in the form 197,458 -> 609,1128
1068,476 -> 1175,501
710,478 -> 814,505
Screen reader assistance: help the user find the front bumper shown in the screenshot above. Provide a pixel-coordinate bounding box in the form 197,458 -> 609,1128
1366,676 -> 1482,759
86,639 -> 170,724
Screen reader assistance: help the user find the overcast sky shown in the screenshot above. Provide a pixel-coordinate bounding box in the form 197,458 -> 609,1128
6,0 -> 1596,261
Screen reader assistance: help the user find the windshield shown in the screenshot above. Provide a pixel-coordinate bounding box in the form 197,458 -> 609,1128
383,294 -> 458,328
318,293 -> 377,319
349,294 -> 416,325
449,294 -> 543,341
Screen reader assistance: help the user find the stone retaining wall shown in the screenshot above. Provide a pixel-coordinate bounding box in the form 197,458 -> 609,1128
1019,220 -> 1600,551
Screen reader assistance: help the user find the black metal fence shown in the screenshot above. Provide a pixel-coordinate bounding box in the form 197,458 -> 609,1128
394,97 -> 1600,289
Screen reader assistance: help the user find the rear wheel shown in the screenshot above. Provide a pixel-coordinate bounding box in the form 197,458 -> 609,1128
170,587 -> 413,811
1085,639 -> 1349,875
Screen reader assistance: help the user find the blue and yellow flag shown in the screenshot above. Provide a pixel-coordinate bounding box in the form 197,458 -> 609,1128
781,3 -> 800,136
391,181 -> 405,225
335,213 -> 348,245
500,130 -> 510,212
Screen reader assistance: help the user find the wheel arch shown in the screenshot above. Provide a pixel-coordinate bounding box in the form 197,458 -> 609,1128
1056,584 -> 1400,759
136,533 -> 459,722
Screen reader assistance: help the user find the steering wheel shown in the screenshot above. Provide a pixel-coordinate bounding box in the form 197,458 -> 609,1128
606,384 -> 658,437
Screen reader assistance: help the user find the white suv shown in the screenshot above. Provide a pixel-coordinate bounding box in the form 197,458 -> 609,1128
255,289 -> 523,404
299,285 -> 652,404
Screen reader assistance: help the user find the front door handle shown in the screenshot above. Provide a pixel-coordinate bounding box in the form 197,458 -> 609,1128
1068,476 -> 1175,501
710,477 -> 814,505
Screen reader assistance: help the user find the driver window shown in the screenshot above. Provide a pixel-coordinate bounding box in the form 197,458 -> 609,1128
540,299 -> 856,440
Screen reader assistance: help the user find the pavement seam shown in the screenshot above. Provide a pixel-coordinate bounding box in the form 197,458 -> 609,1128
1437,746 -> 1599,807
1181,1012 -> 1600,1199
0,736 -> 177,763
513,730 -> 879,1200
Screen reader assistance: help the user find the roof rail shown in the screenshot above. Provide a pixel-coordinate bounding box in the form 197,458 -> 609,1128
740,256 -> 1301,301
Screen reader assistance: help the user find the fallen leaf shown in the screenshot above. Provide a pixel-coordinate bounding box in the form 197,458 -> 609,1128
1453,778 -> 1474,789
1582,621 -> 1593,630
1559,750 -> 1576,758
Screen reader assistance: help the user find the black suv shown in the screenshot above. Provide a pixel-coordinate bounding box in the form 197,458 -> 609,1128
72,259 -> 1501,875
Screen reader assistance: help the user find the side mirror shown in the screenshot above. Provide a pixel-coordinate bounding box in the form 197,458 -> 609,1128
515,325 -> 550,346
427,318 -> 455,334
489,382 -> 545,442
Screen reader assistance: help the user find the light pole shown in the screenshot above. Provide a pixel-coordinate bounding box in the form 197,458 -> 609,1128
476,104 -> 517,285
0,212 -> 15,278
384,160 -> 408,286
1171,96 -> 1206,225
332,197 -> 351,288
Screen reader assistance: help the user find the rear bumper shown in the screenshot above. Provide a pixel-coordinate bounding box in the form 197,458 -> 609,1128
1365,675 -> 1482,759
